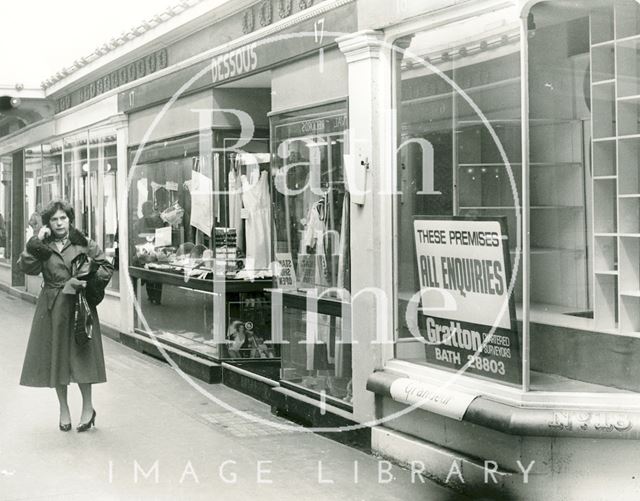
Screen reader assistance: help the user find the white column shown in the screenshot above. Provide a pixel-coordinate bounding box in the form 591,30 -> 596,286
338,30 -> 395,423
112,114 -> 134,335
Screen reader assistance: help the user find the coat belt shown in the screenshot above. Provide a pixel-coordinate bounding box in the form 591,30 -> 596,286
43,282 -> 67,289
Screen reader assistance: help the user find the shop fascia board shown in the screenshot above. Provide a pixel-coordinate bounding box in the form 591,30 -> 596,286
379,0 -> 519,44
53,95 -> 119,138
44,0 -> 256,97
0,101 -> 123,157
48,0 -> 355,118
0,119 -> 55,157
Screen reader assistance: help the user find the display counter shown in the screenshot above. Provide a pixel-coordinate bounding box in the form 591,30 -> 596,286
129,265 -> 278,364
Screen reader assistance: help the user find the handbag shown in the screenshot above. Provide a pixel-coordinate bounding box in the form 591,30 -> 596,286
73,289 -> 93,346
70,252 -> 95,345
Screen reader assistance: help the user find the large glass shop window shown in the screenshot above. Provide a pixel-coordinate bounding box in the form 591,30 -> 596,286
396,1 -> 640,393
0,155 -> 11,263
24,142 -> 63,241
271,104 -> 352,405
524,0 -> 640,392
394,11 -> 525,386
128,131 -> 274,361
63,133 -> 88,234
61,129 -> 119,292
88,128 -> 119,291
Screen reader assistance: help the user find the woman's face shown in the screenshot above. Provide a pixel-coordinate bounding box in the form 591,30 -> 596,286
49,209 -> 70,238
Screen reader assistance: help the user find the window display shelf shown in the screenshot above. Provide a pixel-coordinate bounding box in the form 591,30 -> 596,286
591,40 -> 615,48
591,42 -> 615,82
594,232 -> 618,237
459,206 -> 583,210
401,91 -> 454,105
620,290 -> 640,297
461,76 -> 521,94
619,193 -> 640,198
457,118 -> 521,125
595,270 -> 619,275
592,78 -> 616,86
594,175 -> 617,180
129,266 -> 271,294
615,33 -> 640,44
458,162 -> 581,168
617,94 -> 640,102
509,248 -> 586,255
593,137 -> 617,142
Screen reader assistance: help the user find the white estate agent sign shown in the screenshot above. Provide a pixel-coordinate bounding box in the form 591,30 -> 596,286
413,216 -> 521,385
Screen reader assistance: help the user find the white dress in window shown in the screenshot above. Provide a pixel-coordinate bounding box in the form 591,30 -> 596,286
228,167 -> 243,250
240,170 -> 271,276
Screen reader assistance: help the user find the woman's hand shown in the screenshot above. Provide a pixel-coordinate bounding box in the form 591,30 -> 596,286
67,277 -> 87,290
62,277 -> 87,295
37,227 -> 51,241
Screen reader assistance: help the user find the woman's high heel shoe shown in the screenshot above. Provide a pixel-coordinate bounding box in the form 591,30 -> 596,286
76,410 -> 96,432
59,422 -> 71,432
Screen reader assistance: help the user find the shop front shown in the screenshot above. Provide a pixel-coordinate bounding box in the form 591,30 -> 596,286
118,0 -> 357,411
0,54 -> 131,334
338,0 -> 640,498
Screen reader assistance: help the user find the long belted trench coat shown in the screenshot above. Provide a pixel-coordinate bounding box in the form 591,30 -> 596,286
18,227 -> 113,387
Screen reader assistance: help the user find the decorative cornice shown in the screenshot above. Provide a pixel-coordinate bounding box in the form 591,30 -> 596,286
109,113 -> 129,130
337,30 -> 385,64
41,0 -> 205,90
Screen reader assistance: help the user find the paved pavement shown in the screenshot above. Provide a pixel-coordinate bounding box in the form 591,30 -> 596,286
0,292 -> 467,501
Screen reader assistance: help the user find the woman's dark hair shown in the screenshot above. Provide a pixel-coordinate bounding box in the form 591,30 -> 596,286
41,199 -> 75,226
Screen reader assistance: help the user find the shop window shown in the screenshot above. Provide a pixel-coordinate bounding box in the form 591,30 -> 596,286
271,102 -> 352,405
88,128 -> 119,291
395,1 -> 640,393
0,155 -> 11,263
524,0 -> 640,392
24,140 -> 64,241
128,130 -> 275,361
393,11 -> 524,385
63,132 -> 89,234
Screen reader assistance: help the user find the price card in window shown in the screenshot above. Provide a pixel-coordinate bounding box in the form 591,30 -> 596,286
275,252 -> 297,290
155,226 -> 172,247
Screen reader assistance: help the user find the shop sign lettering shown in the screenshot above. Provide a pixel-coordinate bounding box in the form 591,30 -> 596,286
275,252 -> 297,289
547,411 -> 633,433
211,43 -> 259,84
55,48 -> 168,113
242,0 -> 311,34
388,377 -> 478,420
412,217 -> 522,385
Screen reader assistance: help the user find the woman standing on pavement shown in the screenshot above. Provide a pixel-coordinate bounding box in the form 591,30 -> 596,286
18,200 -> 113,432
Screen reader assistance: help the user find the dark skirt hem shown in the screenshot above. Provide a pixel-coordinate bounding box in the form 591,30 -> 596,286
19,377 -> 107,388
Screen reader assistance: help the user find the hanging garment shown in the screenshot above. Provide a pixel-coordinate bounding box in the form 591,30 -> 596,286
305,309 -> 333,371
213,153 -> 221,223
104,174 -> 118,235
240,170 -> 271,275
136,178 -> 148,218
228,164 -> 244,251
299,199 -> 331,288
301,199 -> 326,252
337,192 -> 350,290
190,170 -> 214,237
